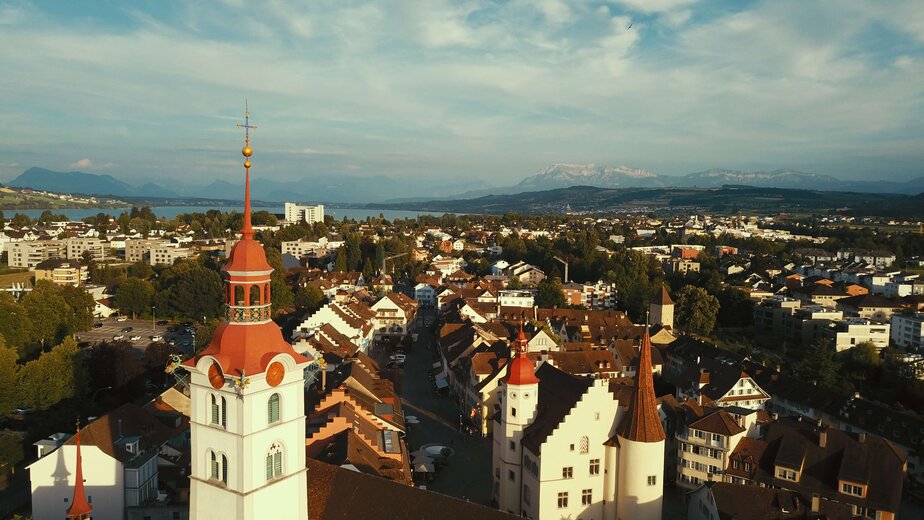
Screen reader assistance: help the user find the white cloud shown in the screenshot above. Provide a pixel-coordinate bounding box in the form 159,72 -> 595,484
612,0 -> 699,15
69,158 -> 93,169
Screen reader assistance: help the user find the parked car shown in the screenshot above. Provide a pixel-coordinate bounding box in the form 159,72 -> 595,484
113,334 -> 125,340
117,316 -> 128,322
130,335 -> 142,341
121,326 -> 133,333
151,335 -> 163,342
389,353 -> 407,363
93,322 -> 103,328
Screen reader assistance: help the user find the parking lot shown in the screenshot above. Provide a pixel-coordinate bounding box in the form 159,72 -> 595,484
76,317 -> 197,355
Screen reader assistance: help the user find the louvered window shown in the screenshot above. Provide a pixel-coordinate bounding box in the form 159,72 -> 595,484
210,451 -> 219,480
266,443 -> 284,481
268,393 -> 281,423
221,396 -> 227,427
210,395 -> 219,424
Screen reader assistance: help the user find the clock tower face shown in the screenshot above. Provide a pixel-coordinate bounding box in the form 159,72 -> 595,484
208,362 -> 225,389
266,362 -> 285,387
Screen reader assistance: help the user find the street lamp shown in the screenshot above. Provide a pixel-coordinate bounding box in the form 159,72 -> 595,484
92,386 -> 113,401
152,305 -> 156,332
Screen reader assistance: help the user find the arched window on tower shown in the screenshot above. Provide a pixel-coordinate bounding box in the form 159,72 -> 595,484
211,394 -> 227,427
268,393 -> 281,424
208,451 -> 228,484
250,285 -> 261,306
264,283 -> 270,304
234,285 -> 245,305
266,443 -> 284,481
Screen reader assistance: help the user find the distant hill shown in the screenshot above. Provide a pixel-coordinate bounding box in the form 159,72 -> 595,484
366,184 -> 924,217
495,164 -> 924,195
9,167 -> 136,196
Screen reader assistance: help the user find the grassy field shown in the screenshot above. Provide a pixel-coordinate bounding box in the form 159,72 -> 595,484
0,270 -> 33,287
0,186 -> 124,211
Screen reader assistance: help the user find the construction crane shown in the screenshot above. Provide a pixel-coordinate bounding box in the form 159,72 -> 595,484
382,252 -> 409,275
553,256 -> 569,283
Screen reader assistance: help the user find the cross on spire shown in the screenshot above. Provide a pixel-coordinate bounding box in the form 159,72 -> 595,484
237,100 -> 257,144
237,102 -> 256,238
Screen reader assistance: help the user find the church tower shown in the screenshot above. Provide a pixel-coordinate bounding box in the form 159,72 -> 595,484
492,324 -> 539,515
185,106 -> 310,520
649,286 -> 674,330
615,325 -> 665,520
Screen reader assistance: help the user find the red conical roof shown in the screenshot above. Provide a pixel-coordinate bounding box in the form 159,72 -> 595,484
618,326 -> 665,442
66,425 -> 93,519
503,323 -> 538,386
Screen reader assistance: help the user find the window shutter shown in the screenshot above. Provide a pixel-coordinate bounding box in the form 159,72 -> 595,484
274,451 -> 282,476
221,396 -> 227,427
266,454 -> 273,480
222,455 -> 228,484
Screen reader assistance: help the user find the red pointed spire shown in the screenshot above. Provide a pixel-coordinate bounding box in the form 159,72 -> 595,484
619,325 -> 665,442
66,421 -> 93,519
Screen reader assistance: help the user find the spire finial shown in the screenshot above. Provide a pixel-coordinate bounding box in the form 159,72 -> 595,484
237,101 -> 257,238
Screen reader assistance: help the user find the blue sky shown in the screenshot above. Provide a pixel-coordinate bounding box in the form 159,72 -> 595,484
2,0 -> 923,187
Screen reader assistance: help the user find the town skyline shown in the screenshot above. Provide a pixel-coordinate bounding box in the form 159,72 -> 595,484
4,0 -> 924,186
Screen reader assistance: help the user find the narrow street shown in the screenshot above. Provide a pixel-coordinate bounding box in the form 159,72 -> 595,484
382,310 -> 493,505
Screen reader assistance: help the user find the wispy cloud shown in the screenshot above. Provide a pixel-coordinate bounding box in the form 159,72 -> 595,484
0,0 -> 921,185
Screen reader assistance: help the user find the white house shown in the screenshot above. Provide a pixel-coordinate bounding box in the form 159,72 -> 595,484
414,282 -> 437,308
28,404 -> 170,520
370,292 -> 419,340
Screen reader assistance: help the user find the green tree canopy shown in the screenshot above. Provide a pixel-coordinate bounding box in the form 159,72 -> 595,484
535,278 -> 566,309
155,260 -> 224,321
21,280 -> 69,347
17,338 -> 85,410
792,340 -> 844,391
116,278 -> 155,319
674,285 -> 720,336
294,285 -> 325,314
86,341 -> 144,390
127,260 -> 154,280
0,341 -> 19,416
0,292 -> 35,358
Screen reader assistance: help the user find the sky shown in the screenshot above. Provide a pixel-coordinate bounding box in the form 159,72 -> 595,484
2,0 -> 924,188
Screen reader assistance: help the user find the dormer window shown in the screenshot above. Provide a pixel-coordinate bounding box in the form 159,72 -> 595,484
841,482 -> 865,497
776,467 -> 798,482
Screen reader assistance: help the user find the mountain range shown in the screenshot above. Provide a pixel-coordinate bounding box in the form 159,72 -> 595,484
4,164 -> 922,205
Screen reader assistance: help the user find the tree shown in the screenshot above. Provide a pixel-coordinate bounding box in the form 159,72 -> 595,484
127,260 -> 154,280
86,341 -> 144,390
116,278 -> 155,319
674,285 -> 719,336
535,278 -> 566,309
155,260 -> 223,321
333,248 -> 347,272
792,340 -> 843,391
264,246 -> 294,311
17,338 -> 85,410
362,257 -> 374,280
0,341 -> 19,416
0,293 -> 35,358
294,285 -> 325,314
0,430 -> 25,473
59,285 -> 95,335
21,280 -> 68,348
506,277 -> 522,290
143,341 -> 177,372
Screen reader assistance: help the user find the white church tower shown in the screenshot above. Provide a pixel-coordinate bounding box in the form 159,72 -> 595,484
614,325 -> 665,520
184,108 -> 310,520
492,324 -> 539,515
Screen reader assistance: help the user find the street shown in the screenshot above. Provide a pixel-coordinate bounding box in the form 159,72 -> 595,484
374,310 -> 493,505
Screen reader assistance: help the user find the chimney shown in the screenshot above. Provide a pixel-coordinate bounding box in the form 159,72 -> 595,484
810,494 -> 820,513
819,430 -> 827,448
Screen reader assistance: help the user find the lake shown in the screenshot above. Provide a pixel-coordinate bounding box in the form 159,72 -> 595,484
7,206 -> 454,221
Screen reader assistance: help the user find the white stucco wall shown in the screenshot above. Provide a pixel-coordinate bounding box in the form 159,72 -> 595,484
29,444 -> 124,520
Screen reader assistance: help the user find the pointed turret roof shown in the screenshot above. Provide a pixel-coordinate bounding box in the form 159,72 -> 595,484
615,325 -> 665,443
66,423 -> 93,519
502,323 -> 538,386
657,286 -> 673,306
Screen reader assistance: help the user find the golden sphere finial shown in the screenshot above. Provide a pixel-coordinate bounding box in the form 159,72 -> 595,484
244,160 -> 251,168
242,145 -> 253,157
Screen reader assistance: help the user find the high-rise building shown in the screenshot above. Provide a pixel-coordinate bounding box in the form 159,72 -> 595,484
284,202 -> 324,224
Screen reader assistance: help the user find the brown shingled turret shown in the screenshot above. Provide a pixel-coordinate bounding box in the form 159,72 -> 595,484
659,286 -> 673,306
617,325 -> 666,442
